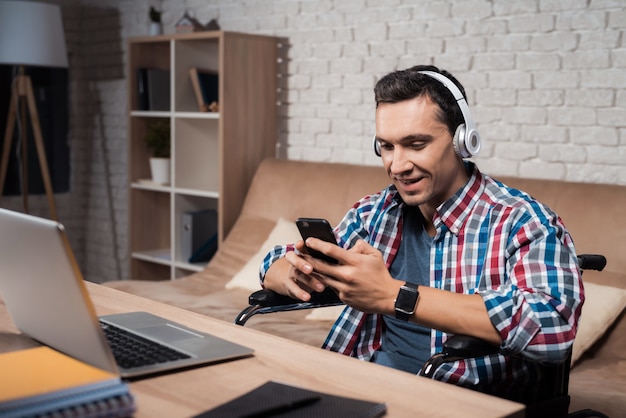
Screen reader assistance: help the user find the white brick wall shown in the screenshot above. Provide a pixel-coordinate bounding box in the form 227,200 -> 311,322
150,0 -> 624,187
24,0 -> 624,283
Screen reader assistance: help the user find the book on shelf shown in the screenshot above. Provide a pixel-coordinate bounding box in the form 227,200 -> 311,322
189,67 -> 219,112
137,67 -> 170,111
0,346 -> 135,418
181,209 -> 218,263
189,233 -> 218,263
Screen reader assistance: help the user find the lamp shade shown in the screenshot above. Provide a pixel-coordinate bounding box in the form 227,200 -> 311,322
0,0 -> 68,68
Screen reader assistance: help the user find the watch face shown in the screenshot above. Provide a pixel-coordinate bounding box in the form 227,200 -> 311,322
395,285 -> 418,314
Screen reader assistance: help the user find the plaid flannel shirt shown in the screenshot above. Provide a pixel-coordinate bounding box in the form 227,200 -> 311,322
260,163 -> 583,399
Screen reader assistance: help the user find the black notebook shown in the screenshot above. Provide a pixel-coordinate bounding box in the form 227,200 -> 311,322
194,381 -> 386,418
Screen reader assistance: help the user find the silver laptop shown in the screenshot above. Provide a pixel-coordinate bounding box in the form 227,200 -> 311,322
0,208 -> 253,379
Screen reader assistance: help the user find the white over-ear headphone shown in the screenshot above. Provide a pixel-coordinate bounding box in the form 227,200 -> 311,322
374,70 -> 481,159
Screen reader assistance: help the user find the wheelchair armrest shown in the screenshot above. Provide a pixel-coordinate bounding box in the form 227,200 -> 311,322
576,254 -> 606,271
247,289 -> 302,306
419,335 -> 499,378
442,334 -> 500,361
234,287 -> 344,326
249,287 -> 342,306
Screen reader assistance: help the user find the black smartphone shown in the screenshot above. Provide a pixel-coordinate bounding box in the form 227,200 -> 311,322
295,218 -> 339,264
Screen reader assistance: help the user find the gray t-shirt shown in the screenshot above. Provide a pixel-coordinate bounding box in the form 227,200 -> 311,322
372,206 -> 432,374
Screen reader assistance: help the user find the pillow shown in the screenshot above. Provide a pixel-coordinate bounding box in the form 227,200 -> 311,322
571,281 -> 626,365
225,218 -> 299,292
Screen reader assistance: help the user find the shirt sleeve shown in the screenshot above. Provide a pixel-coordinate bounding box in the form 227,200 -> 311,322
480,208 -> 584,364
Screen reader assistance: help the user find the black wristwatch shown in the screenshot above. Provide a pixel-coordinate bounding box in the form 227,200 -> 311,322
394,282 -> 419,321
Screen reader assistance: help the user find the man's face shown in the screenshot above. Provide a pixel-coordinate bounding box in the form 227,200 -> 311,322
375,96 -> 468,212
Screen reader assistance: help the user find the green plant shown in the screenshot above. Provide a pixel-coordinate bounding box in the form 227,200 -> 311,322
149,6 -> 162,23
144,119 -> 170,158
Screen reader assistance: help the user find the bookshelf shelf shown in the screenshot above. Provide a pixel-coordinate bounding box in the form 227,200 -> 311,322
130,110 -> 171,118
127,31 -> 279,280
131,249 -> 171,264
173,111 -> 220,119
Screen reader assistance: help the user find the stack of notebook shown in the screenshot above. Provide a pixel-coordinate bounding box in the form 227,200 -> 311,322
0,346 -> 135,418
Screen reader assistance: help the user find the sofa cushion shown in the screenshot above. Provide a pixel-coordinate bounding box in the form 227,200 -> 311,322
572,281 -> 626,365
225,218 -> 300,292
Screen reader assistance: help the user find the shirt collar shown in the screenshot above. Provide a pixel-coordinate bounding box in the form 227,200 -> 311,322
433,161 -> 485,235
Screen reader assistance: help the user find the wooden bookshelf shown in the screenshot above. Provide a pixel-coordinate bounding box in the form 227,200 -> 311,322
127,31 -> 279,279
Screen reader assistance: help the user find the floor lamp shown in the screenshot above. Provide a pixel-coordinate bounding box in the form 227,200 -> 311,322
0,1 -> 69,221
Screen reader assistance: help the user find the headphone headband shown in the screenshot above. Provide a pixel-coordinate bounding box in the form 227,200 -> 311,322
417,71 -> 476,133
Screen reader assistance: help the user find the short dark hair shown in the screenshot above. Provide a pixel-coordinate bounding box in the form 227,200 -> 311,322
374,65 -> 467,137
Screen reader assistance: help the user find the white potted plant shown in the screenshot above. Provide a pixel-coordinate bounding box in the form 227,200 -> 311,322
144,119 -> 170,184
149,6 -> 163,35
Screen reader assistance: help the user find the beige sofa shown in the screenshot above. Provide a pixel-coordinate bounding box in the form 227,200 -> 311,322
105,158 -> 626,416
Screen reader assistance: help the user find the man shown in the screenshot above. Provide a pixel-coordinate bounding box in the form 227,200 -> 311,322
260,65 -> 584,403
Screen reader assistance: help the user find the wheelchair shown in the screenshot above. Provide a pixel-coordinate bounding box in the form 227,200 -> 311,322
234,254 -> 610,418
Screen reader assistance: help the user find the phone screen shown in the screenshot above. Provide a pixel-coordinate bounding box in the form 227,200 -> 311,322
295,218 -> 339,264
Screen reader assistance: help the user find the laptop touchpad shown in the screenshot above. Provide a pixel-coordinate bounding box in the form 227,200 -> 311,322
141,323 -> 205,341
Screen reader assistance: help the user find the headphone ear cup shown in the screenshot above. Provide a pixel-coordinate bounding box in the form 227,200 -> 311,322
373,137 -> 381,156
452,124 -> 469,158
452,124 -> 481,159
464,128 -> 481,157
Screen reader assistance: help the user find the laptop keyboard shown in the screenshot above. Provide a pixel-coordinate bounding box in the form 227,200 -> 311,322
100,321 -> 191,369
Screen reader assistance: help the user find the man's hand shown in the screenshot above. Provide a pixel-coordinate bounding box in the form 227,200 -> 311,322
301,238 -> 399,315
263,239 -> 329,302
263,237 -> 398,312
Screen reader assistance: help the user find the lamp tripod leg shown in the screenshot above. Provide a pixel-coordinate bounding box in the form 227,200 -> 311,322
24,76 -> 58,221
0,86 -> 18,207
0,74 -> 58,221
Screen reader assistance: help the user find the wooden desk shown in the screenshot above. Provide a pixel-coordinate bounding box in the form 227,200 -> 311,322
0,282 -> 524,418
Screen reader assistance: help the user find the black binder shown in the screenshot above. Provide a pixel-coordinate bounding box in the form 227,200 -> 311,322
181,209 -> 218,263
136,67 -> 170,111
194,381 -> 387,418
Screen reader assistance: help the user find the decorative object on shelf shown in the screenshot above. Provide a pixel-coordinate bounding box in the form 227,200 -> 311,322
205,18 -> 221,31
175,10 -> 204,34
175,10 -> 220,34
149,6 -> 163,36
0,0 -> 68,221
144,119 -> 170,184
189,67 -> 219,112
